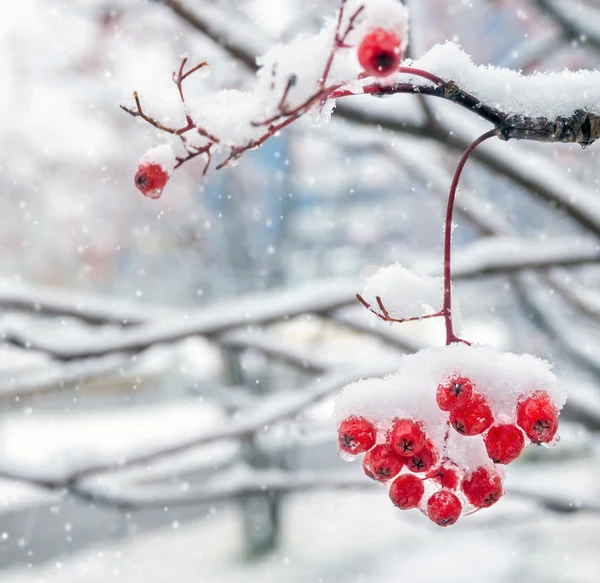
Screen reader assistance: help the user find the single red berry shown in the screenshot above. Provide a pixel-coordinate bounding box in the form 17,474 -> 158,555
389,419 -> 425,457
484,424 -> 525,464
363,444 -> 405,482
407,439 -> 438,473
436,375 -> 474,412
426,465 -> 460,490
517,391 -> 559,444
427,490 -> 462,527
389,474 -> 424,510
134,163 -> 169,199
450,393 -> 493,436
338,416 -> 376,454
462,466 -> 503,509
357,28 -> 403,77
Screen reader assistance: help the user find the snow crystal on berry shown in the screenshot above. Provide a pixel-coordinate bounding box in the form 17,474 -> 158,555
140,143 -> 177,175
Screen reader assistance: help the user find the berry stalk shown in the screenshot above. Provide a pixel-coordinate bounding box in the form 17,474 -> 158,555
442,129 -> 496,345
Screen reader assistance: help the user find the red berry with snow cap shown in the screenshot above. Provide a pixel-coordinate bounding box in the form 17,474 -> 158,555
436,375 -> 474,412
462,466 -> 503,509
357,28 -> 403,77
389,474 -> 424,510
363,444 -> 405,482
450,393 -> 493,436
517,391 -> 559,444
338,416 -> 376,454
484,424 -> 525,464
427,490 -> 462,527
134,163 -> 169,199
389,419 -> 425,457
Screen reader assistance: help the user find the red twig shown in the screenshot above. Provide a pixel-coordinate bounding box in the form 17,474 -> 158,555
442,129 -> 496,345
356,293 -> 443,324
120,91 -> 182,134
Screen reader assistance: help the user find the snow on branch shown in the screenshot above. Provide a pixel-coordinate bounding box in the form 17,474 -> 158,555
0,362 -> 398,508
3,236 -> 598,363
125,0 -> 600,194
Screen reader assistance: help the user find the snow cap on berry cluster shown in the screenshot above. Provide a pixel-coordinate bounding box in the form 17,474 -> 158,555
360,264 -> 459,324
140,143 -> 177,175
344,0 -> 410,50
334,343 -> 565,470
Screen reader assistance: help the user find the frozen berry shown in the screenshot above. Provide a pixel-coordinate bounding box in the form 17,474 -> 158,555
363,444 -> 405,482
338,416 -> 376,454
462,466 -> 503,509
436,375 -> 474,412
407,439 -> 438,473
426,465 -> 460,490
134,163 -> 169,199
427,490 -> 462,527
484,424 -> 525,464
357,28 -> 403,77
450,393 -> 493,436
389,474 -> 424,510
517,391 -> 558,444
389,419 -> 425,457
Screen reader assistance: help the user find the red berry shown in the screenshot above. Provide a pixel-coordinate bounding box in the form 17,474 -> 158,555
427,490 -> 462,527
426,465 -> 460,490
462,466 -> 503,509
135,163 -> 169,199
407,439 -> 438,473
389,419 -> 425,457
357,28 -> 403,77
450,393 -> 493,436
484,424 -> 525,464
338,416 -> 376,454
363,444 -> 405,482
517,391 -> 558,444
436,375 -> 474,412
389,474 -> 424,510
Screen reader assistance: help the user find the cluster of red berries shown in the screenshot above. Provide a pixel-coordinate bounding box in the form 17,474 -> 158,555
134,163 -> 170,199
338,379 -> 559,527
357,28 -> 403,77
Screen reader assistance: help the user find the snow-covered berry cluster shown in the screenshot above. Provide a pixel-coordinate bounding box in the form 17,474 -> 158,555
335,343 -> 565,527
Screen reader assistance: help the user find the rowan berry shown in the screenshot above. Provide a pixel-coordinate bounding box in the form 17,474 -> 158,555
363,444 -> 405,482
450,393 -> 493,436
461,466 -> 503,509
427,490 -> 462,527
407,438 -> 437,473
426,465 -> 460,490
389,419 -> 425,456
436,375 -> 474,412
357,28 -> 403,77
338,416 -> 376,454
389,474 -> 424,510
484,424 -> 525,464
517,391 -> 558,443
134,163 -> 169,199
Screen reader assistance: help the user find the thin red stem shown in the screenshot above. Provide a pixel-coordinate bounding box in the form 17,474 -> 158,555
397,66 -> 444,87
442,129 -> 496,345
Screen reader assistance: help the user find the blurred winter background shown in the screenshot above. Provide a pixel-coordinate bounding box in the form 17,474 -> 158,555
1,0 -> 600,581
